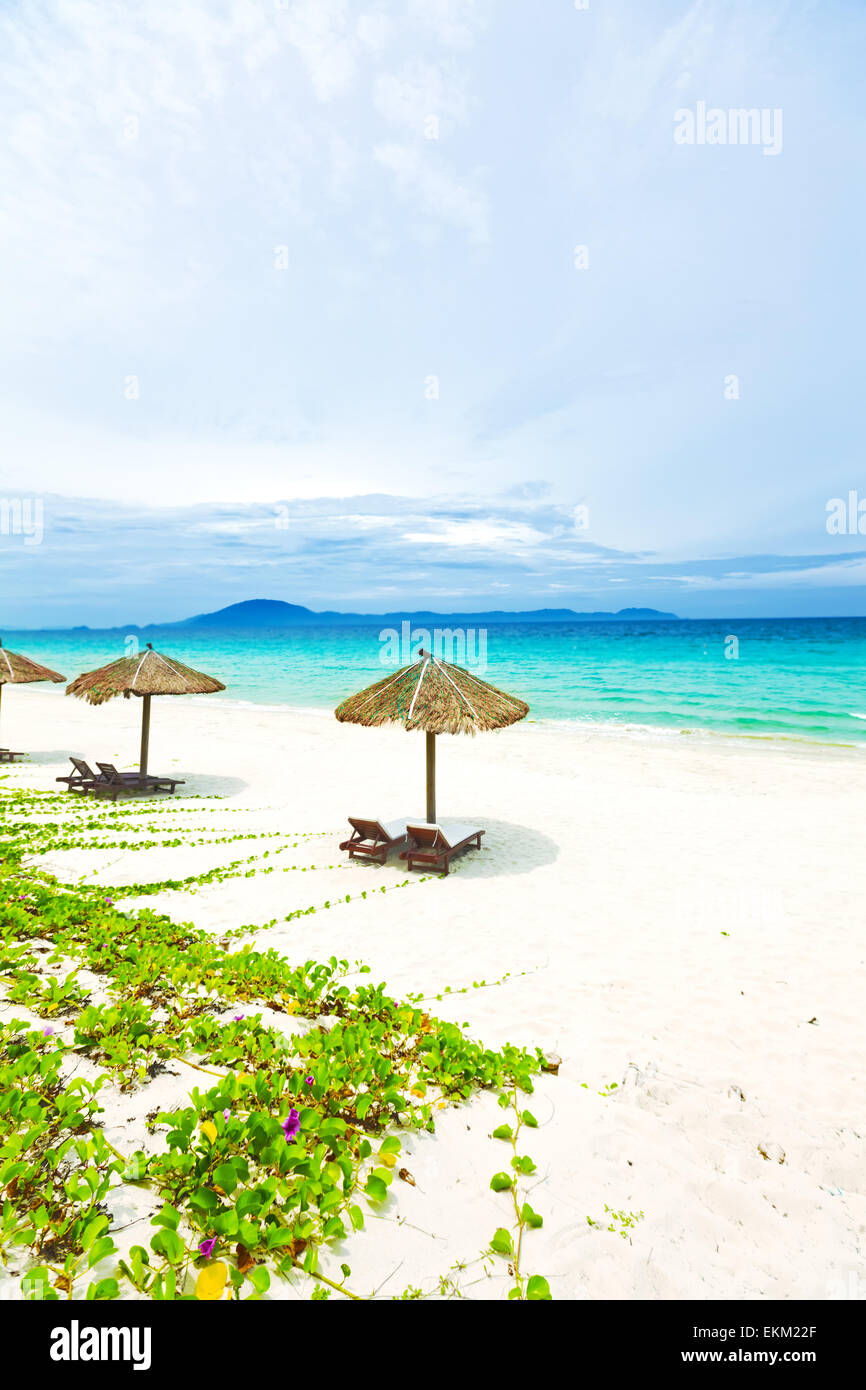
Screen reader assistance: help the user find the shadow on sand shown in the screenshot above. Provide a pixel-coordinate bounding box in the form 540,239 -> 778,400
173,774 -> 249,798
346,816 -> 559,879
5,749 -> 77,766
17,759 -> 248,800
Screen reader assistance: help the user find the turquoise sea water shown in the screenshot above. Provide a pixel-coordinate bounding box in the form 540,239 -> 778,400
4,618 -> 866,746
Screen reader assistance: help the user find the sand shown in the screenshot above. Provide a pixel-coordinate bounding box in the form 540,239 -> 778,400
1,683 -> 864,1301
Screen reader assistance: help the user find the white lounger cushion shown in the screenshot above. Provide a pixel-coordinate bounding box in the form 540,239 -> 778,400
406,821 -> 482,847
378,818 -> 410,841
361,817 -> 423,841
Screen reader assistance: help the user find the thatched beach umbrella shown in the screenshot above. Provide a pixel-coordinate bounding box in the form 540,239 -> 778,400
0,639 -> 66,746
66,643 -> 226,776
335,649 -> 529,822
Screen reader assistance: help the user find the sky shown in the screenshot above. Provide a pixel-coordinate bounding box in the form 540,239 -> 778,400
0,0 -> 864,627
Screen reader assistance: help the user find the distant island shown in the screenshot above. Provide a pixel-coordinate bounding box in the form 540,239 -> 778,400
8,598 -> 682,634
163,599 -> 680,628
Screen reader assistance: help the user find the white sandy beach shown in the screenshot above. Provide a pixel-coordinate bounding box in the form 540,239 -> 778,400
2,683 -> 865,1301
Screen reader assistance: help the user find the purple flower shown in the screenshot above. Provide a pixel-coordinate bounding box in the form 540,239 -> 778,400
199,1237 -> 217,1259
282,1108 -> 301,1142
233,1015 -> 244,1023
305,1075 -> 314,1086
223,1109 -> 230,1121
105,899 -> 114,907
42,1027 -> 54,1037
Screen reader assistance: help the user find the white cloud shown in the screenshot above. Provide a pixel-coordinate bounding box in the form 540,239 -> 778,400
672,560 -> 866,591
402,520 -> 545,548
356,9 -> 391,54
373,141 -> 488,241
277,0 -> 357,102
373,57 -> 469,133
407,0 -> 495,50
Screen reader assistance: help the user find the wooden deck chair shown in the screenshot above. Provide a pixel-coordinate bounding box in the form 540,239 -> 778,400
56,756 -> 103,791
339,817 -> 411,865
401,821 -> 484,876
95,762 -> 184,799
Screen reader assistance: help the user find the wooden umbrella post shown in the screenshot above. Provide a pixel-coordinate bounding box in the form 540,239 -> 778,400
139,694 -> 151,778
426,731 -> 436,823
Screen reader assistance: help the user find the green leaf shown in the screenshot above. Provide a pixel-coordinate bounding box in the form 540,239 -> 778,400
266,1228 -> 295,1250
490,1227 -> 513,1255
80,1214 -> 109,1251
526,1274 -> 552,1300
489,1171 -> 513,1192
521,1110 -> 538,1128
364,1175 -> 388,1202
123,1150 -> 149,1182
21,1267 -> 57,1301
521,1203 -> 544,1229
212,1163 -> 238,1195
151,1202 -> 181,1231
492,1125 -> 513,1141
238,1219 -> 260,1250
150,1228 -> 184,1264
247,1266 -> 270,1295
87,1236 -> 117,1268
189,1187 -> 220,1212
213,1209 -> 239,1237
86,1278 -> 120,1301
319,1118 -> 347,1139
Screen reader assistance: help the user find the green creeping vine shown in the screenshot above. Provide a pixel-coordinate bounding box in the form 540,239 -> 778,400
488,1085 -> 551,1300
0,787 -> 553,1300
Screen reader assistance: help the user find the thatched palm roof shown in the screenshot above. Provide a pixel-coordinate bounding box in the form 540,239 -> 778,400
0,641 -> 65,686
66,644 -> 225,705
335,649 -> 529,736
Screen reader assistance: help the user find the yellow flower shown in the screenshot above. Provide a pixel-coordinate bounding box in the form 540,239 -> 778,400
195,1262 -> 228,1301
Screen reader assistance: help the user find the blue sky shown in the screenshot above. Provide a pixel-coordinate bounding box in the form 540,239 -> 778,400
0,0 -> 864,627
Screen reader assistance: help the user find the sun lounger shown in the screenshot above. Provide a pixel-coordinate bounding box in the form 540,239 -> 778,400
56,756 -> 101,791
0,748 -> 24,763
55,757 -> 152,795
400,821 -> 484,876
93,762 -> 184,799
339,817 -> 411,864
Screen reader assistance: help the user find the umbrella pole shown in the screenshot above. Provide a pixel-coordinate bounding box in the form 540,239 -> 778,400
139,695 -> 151,778
426,732 -> 436,823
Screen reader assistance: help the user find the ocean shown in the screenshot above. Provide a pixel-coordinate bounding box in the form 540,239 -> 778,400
4,616 -> 866,747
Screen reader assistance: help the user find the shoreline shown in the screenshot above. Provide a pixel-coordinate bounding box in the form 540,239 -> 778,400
8,682 -> 865,760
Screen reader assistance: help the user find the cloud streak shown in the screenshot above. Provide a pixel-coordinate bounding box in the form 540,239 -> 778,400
3,491 -> 865,627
